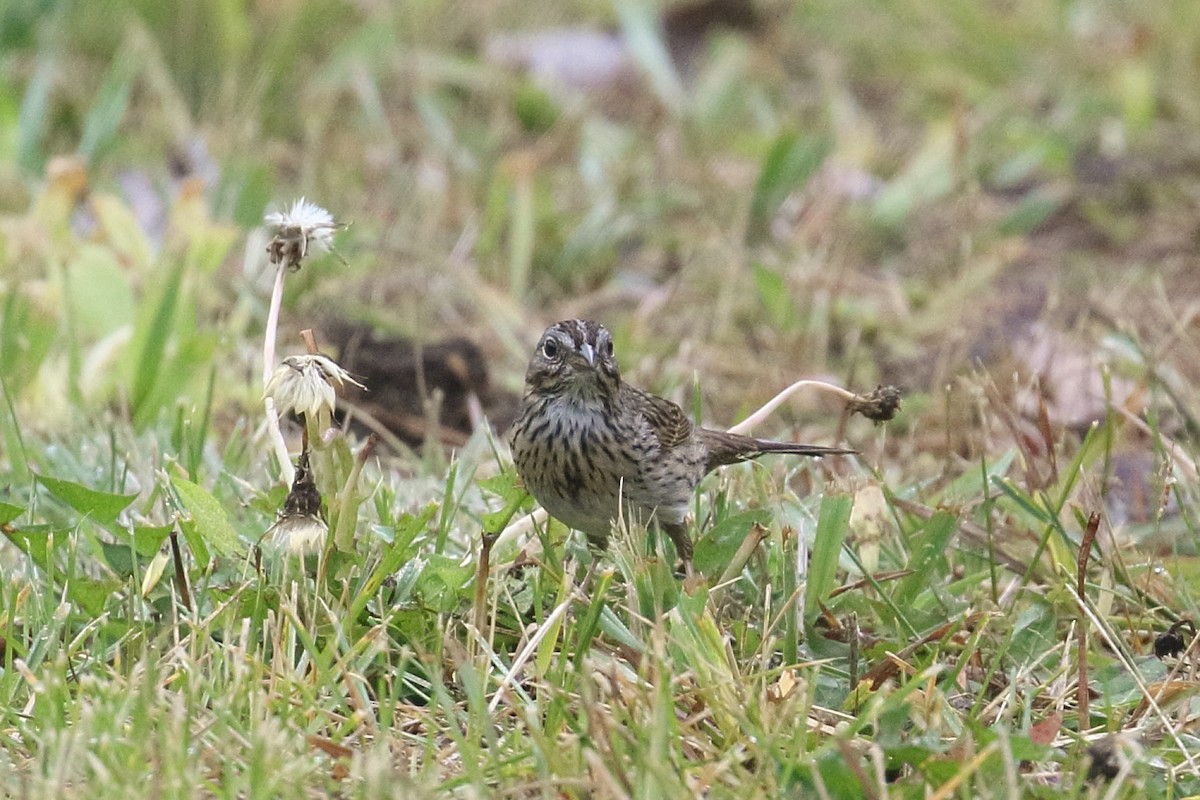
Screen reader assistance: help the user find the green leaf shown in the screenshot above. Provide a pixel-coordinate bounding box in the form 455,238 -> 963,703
746,132 -> 829,244
3,524 -> 57,571
693,509 -> 769,575
415,554 -> 473,614
345,503 -> 438,625
0,501 -> 23,525
598,605 -> 644,653
68,577 -> 123,617
476,470 -> 532,546
804,493 -> 853,625
173,478 -> 242,556
572,569 -> 617,667
133,524 -> 174,558
37,473 -> 137,525
178,519 -> 210,567
99,541 -> 138,576
893,510 -> 957,606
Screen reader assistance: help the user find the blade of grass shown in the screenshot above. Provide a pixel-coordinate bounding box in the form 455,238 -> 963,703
0,373 -> 30,487
78,52 -> 137,164
129,258 -> 185,423
805,493 -> 853,627
746,133 -> 829,244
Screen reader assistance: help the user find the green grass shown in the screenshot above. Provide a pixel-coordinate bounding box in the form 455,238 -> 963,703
3,0 -> 1200,796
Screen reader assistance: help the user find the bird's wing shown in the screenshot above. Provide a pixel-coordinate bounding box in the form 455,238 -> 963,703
622,384 -> 694,450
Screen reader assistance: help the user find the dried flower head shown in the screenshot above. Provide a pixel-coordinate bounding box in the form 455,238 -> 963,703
264,354 -> 365,419
1154,619 -> 1196,660
264,197 -> 343,271
265,452 -> 327,555
846,385 -> 903,423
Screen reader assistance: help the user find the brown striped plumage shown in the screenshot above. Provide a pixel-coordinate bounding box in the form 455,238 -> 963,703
509,319 -> 853,572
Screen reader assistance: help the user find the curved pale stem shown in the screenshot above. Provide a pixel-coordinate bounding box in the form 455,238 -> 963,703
726,379 -> 856,436
262,263 -> 294,485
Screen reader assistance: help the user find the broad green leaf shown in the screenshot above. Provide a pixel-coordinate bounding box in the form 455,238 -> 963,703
0,501 -> 23,525
415,554 -> 473,613
68,577 -> 123,617
3,523 -> 57,571
178,519 -> 210,567
37,473 -> 137,525
598,605 -> 644,653
173,478 -> 242,556
134,523 -> 173,557
693,509 -> 769,575
99,541 -> 138,576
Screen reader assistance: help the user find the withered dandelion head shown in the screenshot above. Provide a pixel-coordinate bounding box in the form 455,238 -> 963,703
264,354 -> 365,419
267,513 -> 327,556
265,452 -> 327,555
264,197 -> 343,271
846,385 -> 903,424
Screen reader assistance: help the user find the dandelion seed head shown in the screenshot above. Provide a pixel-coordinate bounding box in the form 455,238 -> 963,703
264,354 -> 364,418
264,450 -> 326,556
264,197 -> 342,270
266,513 -> 328,556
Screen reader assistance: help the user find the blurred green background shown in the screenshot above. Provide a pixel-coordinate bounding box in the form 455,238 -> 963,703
4,0 -> 1199,446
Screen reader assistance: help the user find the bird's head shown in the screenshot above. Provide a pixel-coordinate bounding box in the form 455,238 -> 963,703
525,319 -> 621,403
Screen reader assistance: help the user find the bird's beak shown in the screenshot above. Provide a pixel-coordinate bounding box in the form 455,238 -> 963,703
579,343 -> 596,367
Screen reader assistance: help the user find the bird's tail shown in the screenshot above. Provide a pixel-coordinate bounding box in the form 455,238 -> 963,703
749,438 -> 856,459
700,430 -> 856,472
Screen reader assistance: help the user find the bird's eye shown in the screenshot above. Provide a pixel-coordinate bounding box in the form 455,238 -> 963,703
603,339 -> 614,357
542,339 -> 560,359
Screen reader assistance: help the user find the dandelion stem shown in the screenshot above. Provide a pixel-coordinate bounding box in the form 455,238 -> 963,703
263,264 -> 286,387
726,379 -> 857,436
262,263 -> 294,484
